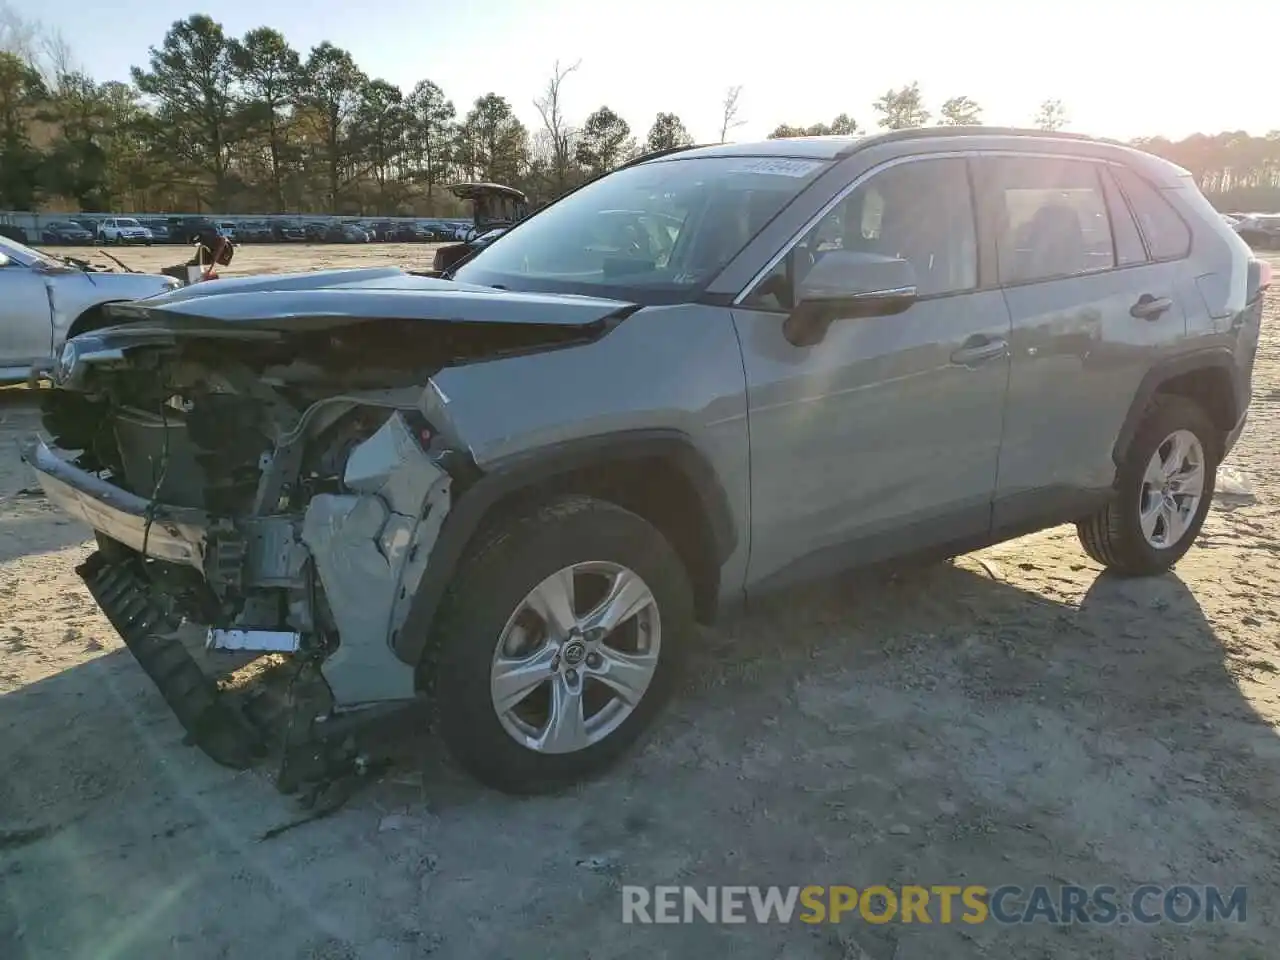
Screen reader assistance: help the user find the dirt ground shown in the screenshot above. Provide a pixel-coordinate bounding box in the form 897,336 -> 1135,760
1,246 -> 1278,960
50,240 -> 448,278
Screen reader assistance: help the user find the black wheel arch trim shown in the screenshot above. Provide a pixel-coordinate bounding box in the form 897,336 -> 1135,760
1111,348 -> 1243,466
392,428 -> 737,665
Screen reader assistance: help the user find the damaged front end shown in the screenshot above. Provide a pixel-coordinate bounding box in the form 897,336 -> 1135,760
22,269 -> 633,793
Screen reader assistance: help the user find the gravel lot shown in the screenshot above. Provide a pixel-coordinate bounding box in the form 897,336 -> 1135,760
1,245 -> 1278,960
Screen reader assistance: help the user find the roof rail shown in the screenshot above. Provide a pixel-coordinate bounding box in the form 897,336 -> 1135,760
621,143 -> 713,167
834,125 -> 1120,158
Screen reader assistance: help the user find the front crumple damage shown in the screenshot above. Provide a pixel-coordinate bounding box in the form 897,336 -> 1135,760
24,272 -> 639,788
301,413 -> 451,706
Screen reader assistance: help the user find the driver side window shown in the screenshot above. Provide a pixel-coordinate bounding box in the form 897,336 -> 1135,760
743,157 -> 978,310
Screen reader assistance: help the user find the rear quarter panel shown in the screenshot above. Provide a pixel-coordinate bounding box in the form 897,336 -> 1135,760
1166,175 -> 1261,420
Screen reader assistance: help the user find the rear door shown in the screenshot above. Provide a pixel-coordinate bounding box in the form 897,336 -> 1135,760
975,154 -> 1189,529
732,155 -> 1013,589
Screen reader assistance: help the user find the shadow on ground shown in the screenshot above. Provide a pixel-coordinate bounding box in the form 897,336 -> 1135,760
2,559 -> 1276,959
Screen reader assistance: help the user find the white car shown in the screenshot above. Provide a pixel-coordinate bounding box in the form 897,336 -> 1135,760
0,234 -> 179,384
97,217 -> 154,245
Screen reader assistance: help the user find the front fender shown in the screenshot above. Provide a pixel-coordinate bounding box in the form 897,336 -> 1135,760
391,428 -> 738,666
393,302 -> 751,665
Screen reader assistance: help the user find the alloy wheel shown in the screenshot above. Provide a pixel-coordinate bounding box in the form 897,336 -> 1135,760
1139,429 -> 1207,549
490,561 -> 661,755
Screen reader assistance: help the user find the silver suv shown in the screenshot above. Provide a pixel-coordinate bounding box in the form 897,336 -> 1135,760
23,128 -> 1270,795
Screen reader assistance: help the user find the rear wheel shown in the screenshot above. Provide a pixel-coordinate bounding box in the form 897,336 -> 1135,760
1077,395 -> 1218,575
431,496 -> 693,793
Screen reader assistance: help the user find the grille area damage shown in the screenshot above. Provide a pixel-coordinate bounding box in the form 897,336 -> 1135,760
23,270 -> 633,795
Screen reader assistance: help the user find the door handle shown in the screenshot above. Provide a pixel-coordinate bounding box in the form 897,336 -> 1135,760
1130,294 -> 1174,320
951,335 -> 1008,366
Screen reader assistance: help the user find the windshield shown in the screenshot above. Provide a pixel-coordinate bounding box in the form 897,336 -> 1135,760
0,234 -> 66,269
118,218 -> 140,227
453,155 -> 829,301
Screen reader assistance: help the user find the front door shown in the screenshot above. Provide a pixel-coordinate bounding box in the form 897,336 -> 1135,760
733,156 -> 1013,590
0,260 -> 54,370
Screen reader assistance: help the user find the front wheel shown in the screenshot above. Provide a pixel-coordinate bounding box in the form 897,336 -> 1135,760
430,496 -> 693,793
1077,395 -> 1218,575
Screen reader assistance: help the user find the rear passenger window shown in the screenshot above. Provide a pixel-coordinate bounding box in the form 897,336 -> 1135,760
986,157 -> 1115,284
1110,165 -> 1191,261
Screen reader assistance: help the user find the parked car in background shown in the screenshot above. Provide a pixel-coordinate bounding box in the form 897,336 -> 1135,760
240,220 -> 274,242
141,219 -> 171,243
415,219 -> 451,241
431,181 -> 529,273
1235,214 -> 1280,248
272,219 -> 306,242
306,220 -> 365,243
382,221 -> 421,242
41,221 -> 95,244
167,217 -> 220,245
0,232 -> 179,384
97,217 -> 153,245
0,224 -> 28,243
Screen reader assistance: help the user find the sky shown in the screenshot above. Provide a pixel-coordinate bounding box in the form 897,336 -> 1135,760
28,0 -> 1280,143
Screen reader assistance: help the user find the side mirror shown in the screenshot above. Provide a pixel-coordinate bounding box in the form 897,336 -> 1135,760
784,251 -> 918,347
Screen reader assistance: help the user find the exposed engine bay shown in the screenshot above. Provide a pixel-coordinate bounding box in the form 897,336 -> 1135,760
25,269 -> 633,799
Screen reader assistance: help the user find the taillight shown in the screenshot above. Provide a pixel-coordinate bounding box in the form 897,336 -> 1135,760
1246,258 -> 1272,304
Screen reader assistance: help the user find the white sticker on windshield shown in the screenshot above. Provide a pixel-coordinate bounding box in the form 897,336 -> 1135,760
728,158 -> 822,178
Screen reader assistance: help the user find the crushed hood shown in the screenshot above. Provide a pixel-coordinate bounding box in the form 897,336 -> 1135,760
102,267 -> 638,333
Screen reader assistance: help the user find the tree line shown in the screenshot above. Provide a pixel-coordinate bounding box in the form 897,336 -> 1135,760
2,8 -> 1278,217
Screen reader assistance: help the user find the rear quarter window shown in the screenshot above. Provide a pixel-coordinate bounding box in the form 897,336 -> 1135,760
1111,165 -> 1192,261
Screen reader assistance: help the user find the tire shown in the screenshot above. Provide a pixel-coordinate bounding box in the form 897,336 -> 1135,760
430,495 -> 694,794
1077,394 -> 1219,575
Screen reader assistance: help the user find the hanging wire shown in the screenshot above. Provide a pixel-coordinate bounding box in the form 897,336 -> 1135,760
140,389 -> 174,561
